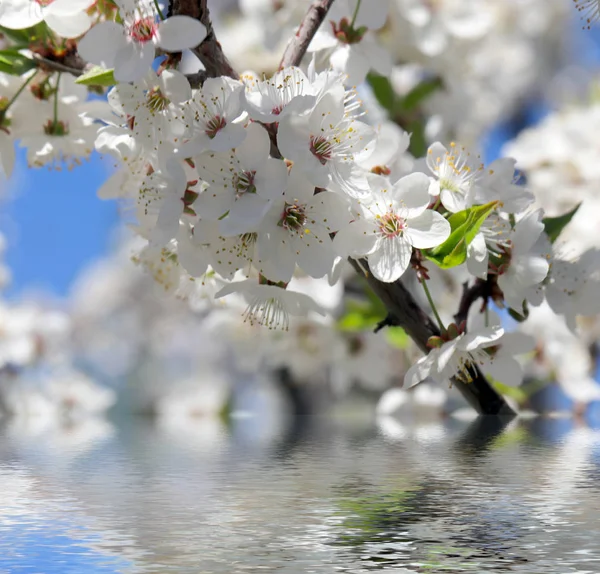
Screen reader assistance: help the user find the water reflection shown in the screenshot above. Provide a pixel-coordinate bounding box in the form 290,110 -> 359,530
1,414 -> 599,573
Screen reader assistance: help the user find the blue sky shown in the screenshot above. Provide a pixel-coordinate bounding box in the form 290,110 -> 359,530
1,148 -> 118,298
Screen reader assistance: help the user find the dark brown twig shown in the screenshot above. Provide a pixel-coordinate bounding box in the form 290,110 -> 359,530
31,53 -> 86,76
279,0 -> 335,69
171,0 -> 237,79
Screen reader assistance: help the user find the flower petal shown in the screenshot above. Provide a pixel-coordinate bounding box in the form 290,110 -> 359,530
368,236 -> 411,282
391,172 -> 431,216
157,15 -> 207,51
77,21 -> 124,69
405,209 -> 450,249
236,122 -> 270,171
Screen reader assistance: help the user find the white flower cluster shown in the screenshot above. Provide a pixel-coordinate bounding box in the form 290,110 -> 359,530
0,0 -> 599,405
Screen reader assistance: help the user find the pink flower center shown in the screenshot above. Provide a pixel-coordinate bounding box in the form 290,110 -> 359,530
278,202 -> 307,231
205,115 -> 226,139
35,0 -> 55,6
129,17 -> 158,44
271,105 -> 283,116
309,135 -> 333,165
378,212 -> 406,238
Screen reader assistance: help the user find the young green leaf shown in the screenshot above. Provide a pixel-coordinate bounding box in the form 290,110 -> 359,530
0,49 -> 36,76
398,77 -> 443,112
366,73 -> 395,112
542,203 -> 581,243
75,66 -> 116,87
424,201 -> 499,269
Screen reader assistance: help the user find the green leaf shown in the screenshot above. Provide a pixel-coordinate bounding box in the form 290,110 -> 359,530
406,119 -> 427,158
424,201 -> 499,269
0,49 -> 36,76
75,66 -> 116,87
0,25 -> 31,45
508,302 -> 529,323
385,327 -> 409,349
542,203 -> 581,243
398,77 -> 443,112
366,73 -> 395,112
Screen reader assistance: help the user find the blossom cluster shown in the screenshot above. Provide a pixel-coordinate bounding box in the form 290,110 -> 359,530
0,0 -> 599,404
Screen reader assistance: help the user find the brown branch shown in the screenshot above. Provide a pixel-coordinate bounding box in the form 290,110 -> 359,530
31,53 -> 86,76
349,258 -> 516,416
453,276 -> 504,326
171,0 -> 237,79
279,0 -> 335,69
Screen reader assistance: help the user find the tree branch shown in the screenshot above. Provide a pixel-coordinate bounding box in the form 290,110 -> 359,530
31,53 -> 86,76
279,0 -> 335,69
171,0 -> 237,79
349,258 -> 516,416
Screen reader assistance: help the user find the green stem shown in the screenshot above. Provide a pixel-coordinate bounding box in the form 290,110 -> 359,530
53,73 -> 61,128
153,0 -> 165,20
350,0 -> 362,29
419,276 -> 445,333
0,71 -> 36,123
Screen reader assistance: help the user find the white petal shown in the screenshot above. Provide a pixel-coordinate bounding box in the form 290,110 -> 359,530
333,220 -> 378,258
368,236 -> 411,282
45,10 -> 91,38
161,69 -> 192,103
210,123 -> 247,152
236,122 -> 270,171
0,0 -> 42,29
436,339 -> 459,373
255,158 -> 288,200
157,16 -> 207,51
466,232 -> 488,279
310,192 -> 352,232
222,194 -> 270,235
440,187 -> 467,213
426,141 -> 448,174
512,254 -> 550,287
294,227 -> 337,278
497,332 -> 536,356
284,167 -> 316,204
404,353 -> 437,389
405,210 -> 450,249
461,326 -> 504,352
391,172 -> 431,216
114,42 -> 155,83
77,21 -> 124,69
483,357 -> 523,387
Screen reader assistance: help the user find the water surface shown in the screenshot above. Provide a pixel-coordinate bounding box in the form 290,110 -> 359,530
1,415 -> 599,573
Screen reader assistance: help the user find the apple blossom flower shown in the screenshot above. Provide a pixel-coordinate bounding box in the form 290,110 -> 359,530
215,279 -> 325,330
107,69 -> 192,164
543,249 -> 600,330
426,141 -> 484,212
334,173 -> 451,282
243,66 -> 317,124
404,322 -> 505,389
256,168 -> 352,283
179,76 -> 247,155
78,0 -> 206,83
494,210 -> 551,311
277,90 -> 375,197
0,0 -> 94,39
193,122 -> 288,234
